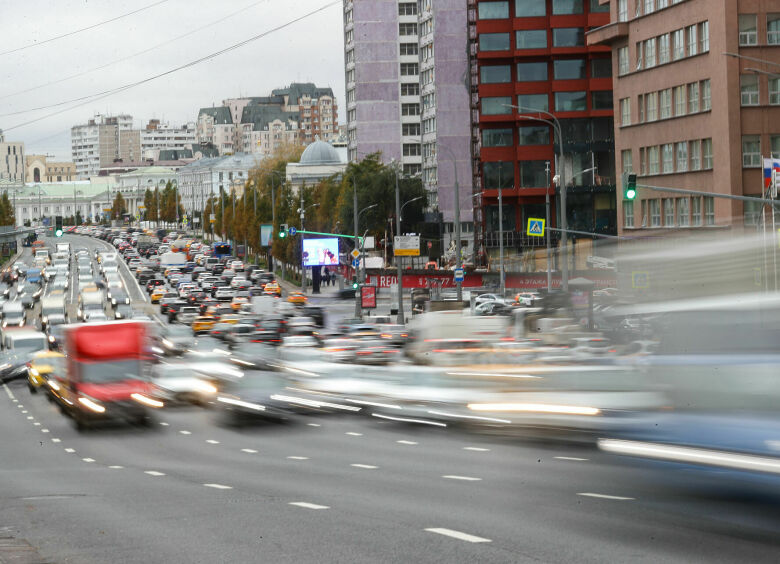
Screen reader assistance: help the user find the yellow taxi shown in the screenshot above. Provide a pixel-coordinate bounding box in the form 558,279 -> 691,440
219,314 -> 241,325
27,351 -> 65,394
192,316 -> 217,334
287,292 -> 307,305
231,296 -> 249,311
150,287 -> 167,303
263,282 -> 281,297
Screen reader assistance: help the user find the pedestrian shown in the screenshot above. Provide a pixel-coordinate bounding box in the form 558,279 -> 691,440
323,268 -> 330,287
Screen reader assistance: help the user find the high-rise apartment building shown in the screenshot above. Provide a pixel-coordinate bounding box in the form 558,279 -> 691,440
140,119 -> 196,160
470,0 -> 615,265
71,114 -> 137,178
344,0 -> 472,232
589,0 -> 780,233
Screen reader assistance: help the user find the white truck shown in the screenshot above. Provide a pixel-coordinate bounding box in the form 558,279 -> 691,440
56,242 -> 71,255
159,251 -> 187,270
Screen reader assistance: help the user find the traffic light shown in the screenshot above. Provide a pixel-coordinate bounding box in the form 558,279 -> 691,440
279,223 -> 288,238
351,276 -> 358,289
624,173 -> 637,200
55,216 -> 63,237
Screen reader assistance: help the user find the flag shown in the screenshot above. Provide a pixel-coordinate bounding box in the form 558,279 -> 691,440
763,157 -> 780,189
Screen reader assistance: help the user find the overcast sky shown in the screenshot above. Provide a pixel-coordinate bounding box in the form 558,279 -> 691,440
0,0 -> 345,161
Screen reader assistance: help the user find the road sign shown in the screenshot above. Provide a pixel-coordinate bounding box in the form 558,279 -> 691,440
454,268 -> 464,282
210,214 -> 216,223
352,258 -> 360,268
289,226 -> 297,236
527,218 -> 545,237
631,271 -> 649,289
350,249 -> 360,259
394,235 -> 420,256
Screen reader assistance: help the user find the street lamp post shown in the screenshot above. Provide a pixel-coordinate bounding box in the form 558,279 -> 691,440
437,144 -> 463,301
354,203 -> 377,316
298,201 -> 320,292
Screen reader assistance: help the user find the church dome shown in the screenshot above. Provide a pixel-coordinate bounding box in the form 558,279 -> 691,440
299,140 -> 341,165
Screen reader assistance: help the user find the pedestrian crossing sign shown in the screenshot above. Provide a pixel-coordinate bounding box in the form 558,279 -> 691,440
527,218 -> 545,237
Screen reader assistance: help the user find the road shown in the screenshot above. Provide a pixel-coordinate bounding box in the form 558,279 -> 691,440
2,235 -> 780,563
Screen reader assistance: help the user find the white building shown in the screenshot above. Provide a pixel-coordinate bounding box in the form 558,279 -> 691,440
71,114 -> 135,179
140,120 -> 196,160
177,153 -> 260,220
286,140 -> 347,189
115,166 -> 178,217
6,179 -> 117,226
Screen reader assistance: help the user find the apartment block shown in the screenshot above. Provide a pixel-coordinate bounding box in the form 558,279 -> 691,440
140,119 -> 196,160
71,114 -> 136,179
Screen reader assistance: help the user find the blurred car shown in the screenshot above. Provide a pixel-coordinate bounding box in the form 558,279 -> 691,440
150,363 -> 218,405
474,301 -> 513,316
107,287 -> 130,307
150,287 -> 168,303
231,296 -> 249,311
287,292 -> 307,305
474,293 -> 505,305
214,371 -> 293,426
26,350 -> 65,394
113,304 -> 135,320
146,278 -> 165,293
214,287 -> 236,301
156,325 -> 196,356
513,292 -> 540,306
192,316 -> 217,335
322,338 -> 359,363
353,340 -> 401,365
263,282 -> 281,297
176,306 -> 200,325
224,323 -> 262,348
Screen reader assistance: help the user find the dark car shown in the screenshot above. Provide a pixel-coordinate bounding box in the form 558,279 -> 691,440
187,291 -> 208,305
146,278 -> 165,293
214,371 -> 291,426
211,263 -> 225,275
301,306 -> 325,327
191,267 -> 207,281
248,286 -> 265,296
164,300 -> 188,323
198,297 -> 218,315
137,268 -> 156,284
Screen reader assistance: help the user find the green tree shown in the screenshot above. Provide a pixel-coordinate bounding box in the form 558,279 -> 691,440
111,191 -> 126,219
0,192 -> 15,226
144,188 -> 158,224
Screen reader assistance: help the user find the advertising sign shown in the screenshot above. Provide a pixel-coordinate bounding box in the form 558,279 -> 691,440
260,224 -> 273,247
302,238 -> 339,267
361,285 -> 376,309
394,235 -> 420,256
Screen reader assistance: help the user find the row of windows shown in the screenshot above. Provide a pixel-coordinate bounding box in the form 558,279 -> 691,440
739,14 -> 780,46
628,138 -> 713,176
478,0 -> 607,19
401,83 -> 419,96
624,196 -> 714,229
482,126 -> 550,147
480,58 -> 611,84
624,21 -> 708,75
398,2 -> 416,16
483,160 -> 548,189
402,123 -> 420,136
630,0 -> 686,20
620,79 -> 710,126
423,117 -> 436,134
480,28 -> 584,51
482,91 -> 612,115
738,135 -> 780,168
400,42 -> 418,56
740,74 -> 780,106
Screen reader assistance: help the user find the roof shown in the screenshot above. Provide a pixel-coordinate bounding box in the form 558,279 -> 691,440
197,107 -> 232,124
272,82 -> 334,102
118,166 -> 177,178
158,149 -> 193,160
240,105 -> 298,131
17,179 -> 115,197
299,140 -> 342,165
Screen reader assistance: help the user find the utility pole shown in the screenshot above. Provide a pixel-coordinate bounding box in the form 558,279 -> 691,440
545,161 -> 552,292
394,168 -> 404,324
353,176 -> 361,318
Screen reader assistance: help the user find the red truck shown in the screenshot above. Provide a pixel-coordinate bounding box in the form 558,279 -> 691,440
61,321 -> 162,430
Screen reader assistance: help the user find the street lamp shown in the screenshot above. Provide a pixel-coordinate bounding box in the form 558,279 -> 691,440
298,202 -> 320,292
435,144 -> 463,301
354,203 -> 377,317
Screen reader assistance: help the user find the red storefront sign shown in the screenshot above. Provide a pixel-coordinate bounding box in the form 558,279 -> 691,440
360,285 -> 376,309
365,273 -> 483,289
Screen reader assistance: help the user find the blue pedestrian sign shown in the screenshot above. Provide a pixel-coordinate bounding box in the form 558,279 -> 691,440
527,218 -> 545,237
352,258 -> 360,268
289,226 -> 297,236
454,268 -> 464,282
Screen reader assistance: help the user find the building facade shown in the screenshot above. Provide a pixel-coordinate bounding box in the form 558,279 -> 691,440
471,0 -> 615,266
286,140 -> 348,189
589,0 -> 780,234
0,129 -> 25,184
25,155 -> 76,183
7,179 -> 117,226
71,114 -> 136,179
140,119 -> 196,160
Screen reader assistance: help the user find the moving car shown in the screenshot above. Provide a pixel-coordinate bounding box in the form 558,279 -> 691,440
26,350 -> 65,394
262,282 -> 281,297
287,292 -> 307,305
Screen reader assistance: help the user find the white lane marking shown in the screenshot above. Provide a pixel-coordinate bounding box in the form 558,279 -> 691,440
21,410 -> 27,414
287,456 -> 309,460
82,458 -> 95,463
26,416 -> 33,420
425,528 -> 491,543
41,429 -> 49,433
144,471 -> 166,477
109,465 -> 124,469
463,447 -> 490,452
206,439 -> 220,444
241,448 -> 258,454
51,438 -> 61,443
204,483 -> 233,490
33,422 -> 41,426
159,422 -> 169,426
289,502 -> 329,510
442,475 -> 482,481
64,448 -> 75,453
179,430 -> 192,435
350,464 -> 378,469
307,423 -> 321,427
346,432 -> 363,436
577,492 -> 634,501
555,456 -> 589,462
17,405 -> 23,408
397,440 -> 418,445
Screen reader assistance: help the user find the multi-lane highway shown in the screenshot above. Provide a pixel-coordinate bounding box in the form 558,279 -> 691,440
2,235 -> 780,563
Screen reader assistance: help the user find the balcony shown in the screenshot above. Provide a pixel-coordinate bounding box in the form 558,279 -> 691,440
586,22 -> 629,46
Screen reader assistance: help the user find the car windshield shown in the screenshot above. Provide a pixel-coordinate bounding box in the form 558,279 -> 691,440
11,337 -> 47,350
80,359 -> 143,383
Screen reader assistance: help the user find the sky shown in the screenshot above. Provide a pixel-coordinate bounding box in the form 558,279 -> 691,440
0,0 -> 345,161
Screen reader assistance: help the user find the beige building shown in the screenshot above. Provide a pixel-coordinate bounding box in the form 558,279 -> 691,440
25,155 -> 76,183
589,0 -> 780,234
0,131 -> 25,184
71,114 -> 138,178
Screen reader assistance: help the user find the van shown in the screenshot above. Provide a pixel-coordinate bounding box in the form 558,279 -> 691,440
41,294 -> 67,326
2,301 -> 26,328
3,329 -> 48,353
78,290 -> 105,322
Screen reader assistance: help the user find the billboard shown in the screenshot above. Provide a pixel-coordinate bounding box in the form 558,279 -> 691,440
302,238 -> 339,267
260,224 -> 273,247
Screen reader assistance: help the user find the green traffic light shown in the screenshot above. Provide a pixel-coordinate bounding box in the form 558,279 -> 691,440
55,229 -> 63,237
625,188 -> 636,200
278,231 -> 287,238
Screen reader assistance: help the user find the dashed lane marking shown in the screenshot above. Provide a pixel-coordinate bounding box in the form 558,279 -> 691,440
82,458 -> 95,463
463,447 -> 490,452
346,432 -> 363,436
442,475 -> 482,481
64,448 -> 75,453
159,422 -> 169,426
287,456 -> 309,460
203,483 -> 233,490
425,528 -> 491,543
109,466 -> 124,469
555,456 -> 589,462
206,439 -> 220,444
397,440 -> 418,445
350,464 -> 378,469
41,429 -> 49,433
241,448 -> 258,454
51,438 -> 60,443
307,423 -> 321,427
577,492 -> 634,501
179,430 -> 191,435
144,471 -> 166,477
289,502 -> 329,510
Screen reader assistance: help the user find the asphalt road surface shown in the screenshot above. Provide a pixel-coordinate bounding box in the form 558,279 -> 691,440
3,235 -> 780,563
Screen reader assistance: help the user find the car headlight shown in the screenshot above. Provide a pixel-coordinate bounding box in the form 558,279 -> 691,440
78,396 -> 106,413
48,335 -> 56,343
29,367 -> 39,376
161,338 -> 174,348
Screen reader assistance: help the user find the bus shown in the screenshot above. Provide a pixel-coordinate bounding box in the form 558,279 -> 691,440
212,242 -> 232,259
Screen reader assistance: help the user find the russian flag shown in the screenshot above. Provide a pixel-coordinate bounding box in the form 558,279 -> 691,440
763,158 -> 780,189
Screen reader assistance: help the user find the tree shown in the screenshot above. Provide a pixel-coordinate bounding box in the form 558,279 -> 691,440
111,191 -> 126,219
0,192 -> 15,226
144,188 -> 158,224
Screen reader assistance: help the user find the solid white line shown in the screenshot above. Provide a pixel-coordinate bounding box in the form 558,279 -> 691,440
463,447 -> 490,452
64,448 -> 75,453
206,439 -> 220,444
371,413 -> 448,427
350,463 -> 378,469
555,456 -> 589,462
51,438 -> 61,443
425,528 -> 491,543
179,430 -> 191,435
289,502 -> 329,510
82,458 -> 95,463
204,483 -> 232,490
144,470 -> 166,476
577,492 -> 634,501
442,475 -> 482,481
307,423 -> 321,427
287,456 -> 309,460
346,432 -> 363,436
108,465 -> 124,469
397,440 -> 418,445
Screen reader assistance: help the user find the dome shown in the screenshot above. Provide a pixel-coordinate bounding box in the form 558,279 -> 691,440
299,140 -> 341,165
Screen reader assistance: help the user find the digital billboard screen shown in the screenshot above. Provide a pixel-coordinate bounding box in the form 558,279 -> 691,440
302,238 -> 339,267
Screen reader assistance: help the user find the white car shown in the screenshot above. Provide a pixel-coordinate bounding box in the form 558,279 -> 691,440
229,277 -> 248,289
229,260 -> 244,272
474,293 -> 505,305
214,287 -> 236,301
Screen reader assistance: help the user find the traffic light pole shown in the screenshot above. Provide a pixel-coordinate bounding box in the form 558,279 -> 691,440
353,178 -> 361,319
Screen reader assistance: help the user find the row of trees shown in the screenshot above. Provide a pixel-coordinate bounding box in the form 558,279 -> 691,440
143,181 -> 184,225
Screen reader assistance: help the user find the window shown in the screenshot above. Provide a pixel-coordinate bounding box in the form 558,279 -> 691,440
400,63 -> 418,76
592,91 -> 613,110
401,103 -> 420,116
704,196 -> 715,225
676,142 -> 688,172
591,58 -> 612,78
770,78 -> 780,105
636,42 -> 643,70
400,43 -> 418,55
518,160 -> 547,187
673,29 -> 685,60
402,123 -> 420,136
742,135 -> 761,167
673,85 -> 685,116
553,28 -> 584,47
517,62 -> 548,81
648,146 -> 660,174
399,2 -> 417,15
657,0 -> 667,8
687,25 -> 697,56
769,14 -> 780,44
744,198 -> 762,226
618,0 -> 628,22
346,69 -> 355,83
772,135 -> 780,158
422,93 -> 436,110
664,198 -> 675,226
618,47 -> 629,75
515,0 -> 546,16
623,200 -> 635,227
346,49 -> 354,63
421,43 -> 434,61
621,149 -> 633,173
555,91 -> 587,111
421,68 -> 435,85
482,97 -> 512,114
483,161 -> 514,189
423,143 -> 436,158
479,1 -> 509,18
401,83 -> 420,96
403,144 -> 421,156
399,23 -> 418,36
645,91 -> 658,122
741,75 -> 759,105
739,14 -> 757,46
480,33 -> 510,50
687,139 -> 700,170
516,30 -> 546,49
692,197 -> 702,225
701,79 -> 711,110
420,19 -> 433,35
658,34 -> 670,64
422,117 -> 436,133
517,93 -> 548,112
700,21 -> 709,52
662,143 -> 674,173
644,0 -> 654,15
552,0 -> 582,15
677,197 -> 690,226
483,129 -> 513,147
659,88 -> 672,119
518,125 -> 550,145
347,88 -> 355,103
650,199 -> 661,226
645,38 -> 656,68
553,59 -> 585,79
702,138 -> 713,169
481,65 -> 511,83
688,82 -> 699,113
620,98 -> 631,126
